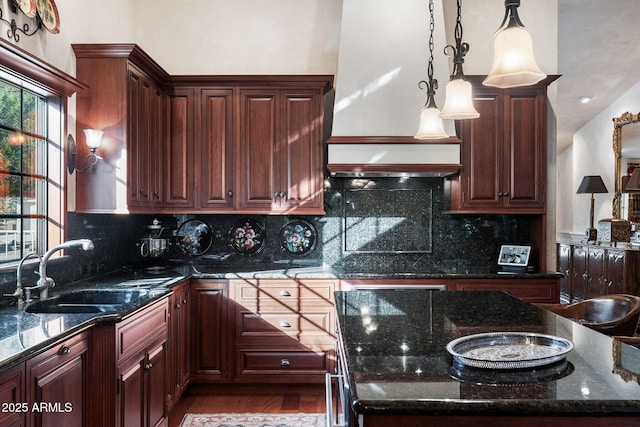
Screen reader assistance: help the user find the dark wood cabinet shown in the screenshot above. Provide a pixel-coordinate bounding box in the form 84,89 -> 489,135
449,76 -> 556,214
237,89 -> 325,214
162,88 -> 196,210
88,297 -> 168,427
231,279 -> 337,383
556,242 -> 640,302
0,363 -> 24,427
453,278 -> 560,303
167,279 -> 190,410
73,44 -> 169,213
190,280 -> 230,382
26,331 -> 89,427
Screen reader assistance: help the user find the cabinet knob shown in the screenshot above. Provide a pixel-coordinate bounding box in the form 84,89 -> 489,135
145,363 -> 153,371
140,189 -> 148,198
279,321 -> 292,328
152,191 -> 159,199
227,191 -> 233,197
280,358 -> 291,367
279,290 -> 292,297
58,345 -> 70,355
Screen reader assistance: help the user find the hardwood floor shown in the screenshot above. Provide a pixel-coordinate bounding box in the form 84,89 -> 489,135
168,384 -> 327,427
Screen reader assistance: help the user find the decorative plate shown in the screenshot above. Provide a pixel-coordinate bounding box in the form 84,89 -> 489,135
280,220 -> 317,255
17,0 -> 37,18
446,332 -> 574,370
35,0 -> 60,34
176,219 -> 213,256
229,218 -> 265,255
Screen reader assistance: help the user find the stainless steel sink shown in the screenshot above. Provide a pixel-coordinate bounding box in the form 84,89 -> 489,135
24,289 -> 153,314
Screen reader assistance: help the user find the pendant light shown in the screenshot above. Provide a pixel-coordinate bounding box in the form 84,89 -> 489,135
415,0 -> 448,139
439,0 -> 479,120
483,0 -> 546,88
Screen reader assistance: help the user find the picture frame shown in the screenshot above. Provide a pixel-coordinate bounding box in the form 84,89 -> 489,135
497,245 -> 531,271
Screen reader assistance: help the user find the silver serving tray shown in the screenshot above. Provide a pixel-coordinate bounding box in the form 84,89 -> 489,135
447,332 -> 574,370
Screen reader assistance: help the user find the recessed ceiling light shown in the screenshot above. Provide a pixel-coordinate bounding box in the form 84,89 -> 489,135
579,96 -> 592,104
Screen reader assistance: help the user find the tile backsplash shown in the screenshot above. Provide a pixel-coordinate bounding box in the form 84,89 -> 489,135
0,177 -> 537,296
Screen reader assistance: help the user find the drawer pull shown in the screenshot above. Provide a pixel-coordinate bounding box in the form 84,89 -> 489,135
280,358 -> 291,367
58,345 -> 70,355
279,321 -> 292,328
279,290 -> 292,297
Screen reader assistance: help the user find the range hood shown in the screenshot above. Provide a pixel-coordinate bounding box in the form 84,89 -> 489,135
327,0 -> 460,177
326,136 -> 461,177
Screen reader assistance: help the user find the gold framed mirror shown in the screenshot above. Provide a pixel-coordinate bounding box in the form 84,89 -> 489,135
613,112 -> 640,219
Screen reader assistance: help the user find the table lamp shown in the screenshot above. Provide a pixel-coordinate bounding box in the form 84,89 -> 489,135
577,175 -> 608,242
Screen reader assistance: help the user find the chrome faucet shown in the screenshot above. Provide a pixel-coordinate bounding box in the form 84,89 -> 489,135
27,239 -> 95,301
5,252 -> 42,306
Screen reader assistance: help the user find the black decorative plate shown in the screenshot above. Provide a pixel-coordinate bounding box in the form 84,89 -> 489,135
176,219 -> 213,256
280,220 -> 317,256
229,218 -> 265,254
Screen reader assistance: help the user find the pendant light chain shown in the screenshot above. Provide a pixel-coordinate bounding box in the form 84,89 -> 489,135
418,0 -> 438,109
447,0 -> 469,80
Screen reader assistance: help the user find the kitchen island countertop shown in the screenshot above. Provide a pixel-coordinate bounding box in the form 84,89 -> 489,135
335,289 -> 640,425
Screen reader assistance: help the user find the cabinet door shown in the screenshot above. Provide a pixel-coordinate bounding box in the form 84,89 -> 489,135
127,65 -> 163,210
502,92 -> 545,210
587,248 -> 606,298
605,249 -> 626,295
280,91 -> 324,213
191,280 -> 230,381
571,246 -> 588,302
199,89 -> 235,210
0,364 -> 24,427
162,88 -> 195,209
26,332 -> 88,427
117,357 -> 145,427
237,89 -> 279,211
167,281 -> 190,409
146,341 -> 167,427
456,93 -> 502,210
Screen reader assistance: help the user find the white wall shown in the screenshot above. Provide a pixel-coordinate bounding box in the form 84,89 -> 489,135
568,81 -> 640,235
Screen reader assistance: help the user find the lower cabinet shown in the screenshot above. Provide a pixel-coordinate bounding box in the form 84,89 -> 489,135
167,279 -> 190,410
190,280 -> 231,382
0,363 -> 24,427
89,296 -> 169,427
453,278 -> 560,303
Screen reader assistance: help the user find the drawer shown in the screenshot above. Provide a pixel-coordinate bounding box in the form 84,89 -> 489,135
233,280 -> 336,307
238,349 -> 330,375
116,297 -> 168,361
237,310 -> 335,341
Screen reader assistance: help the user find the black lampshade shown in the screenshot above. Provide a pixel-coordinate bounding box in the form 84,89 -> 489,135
577,175 -> 608,194
624,169 -> 640,192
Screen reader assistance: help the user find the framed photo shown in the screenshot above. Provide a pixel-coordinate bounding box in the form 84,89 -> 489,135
497,245 -> 531,267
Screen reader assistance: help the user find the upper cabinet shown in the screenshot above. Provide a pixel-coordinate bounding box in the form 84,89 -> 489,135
73,44 -> 170,213
447,75 -> 559,214
72,44 -> 333,215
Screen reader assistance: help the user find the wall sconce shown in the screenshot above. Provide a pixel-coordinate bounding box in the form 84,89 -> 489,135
577,175 -> 608,242
67,129 -> 103,174
439,0 -> 479,120
415,0 -> 448,139
483,0 -> 546,88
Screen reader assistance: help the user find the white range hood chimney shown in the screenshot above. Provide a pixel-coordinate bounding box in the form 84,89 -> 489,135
327,0 -> 461,177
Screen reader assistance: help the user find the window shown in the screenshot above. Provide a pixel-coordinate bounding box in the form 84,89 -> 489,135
0,75 -> 48,263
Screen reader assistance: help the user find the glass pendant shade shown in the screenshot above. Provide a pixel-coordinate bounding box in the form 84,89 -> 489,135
439,78 -> 479,120
415,106 -> 449,139
483,26 -> 546,88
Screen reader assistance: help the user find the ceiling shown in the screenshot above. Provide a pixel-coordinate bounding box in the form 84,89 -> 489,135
556,0 -> 640,153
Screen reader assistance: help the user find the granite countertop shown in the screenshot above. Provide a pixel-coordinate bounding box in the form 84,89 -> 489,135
0,264 -> 561,372
335,289 -> 640,417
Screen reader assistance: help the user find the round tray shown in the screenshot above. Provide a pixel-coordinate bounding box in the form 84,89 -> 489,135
176,219 -> 213,256
449,360 -> 574,385
229,218 -> 265,255
280,220 -> 317,255
446,332 -> 574,370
